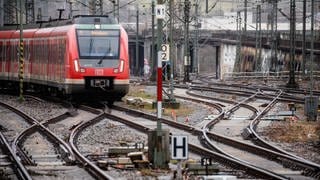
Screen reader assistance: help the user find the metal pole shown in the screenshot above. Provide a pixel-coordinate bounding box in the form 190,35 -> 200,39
194,1 -> 199,75
89,0 -> 96,15
287,0 -> 298,88
310,0 -> 314,97
255,5 -> 261,71
113,0 -> 116,18
156,0 -> 164,131
183,0 -> 190,82
151,0 -> 155,81
154,0 -> 169,169
206,0 -> 208,13
270,0 -> 278,72
19,0 -> 24,101
169,0 -> 174,100
136,8 -> 139,76
258,5 -> 262,72
302,0 -> 306,75
25,0 -> 35,24
99,0 -> 103,15
69,1 -> 73,19
244,0 -> 247,32
117,0 -> 119,22
235,11 -> 242,72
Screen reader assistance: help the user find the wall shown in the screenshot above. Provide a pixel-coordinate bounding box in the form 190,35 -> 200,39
219,43 -> 320,79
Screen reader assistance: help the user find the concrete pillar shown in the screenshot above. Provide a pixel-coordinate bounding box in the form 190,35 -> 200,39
304,96 -> 319,121
148,129 -> 170,169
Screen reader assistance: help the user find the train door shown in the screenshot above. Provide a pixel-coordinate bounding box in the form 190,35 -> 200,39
40,38 -> 46,82
35,39 -> 40,81
44,38 -> 48,83
5,40 -> 11,81
47,38 -> 53,82
50,38 -> 57,82
55,37 -> 66,84
24,39 -> 30,81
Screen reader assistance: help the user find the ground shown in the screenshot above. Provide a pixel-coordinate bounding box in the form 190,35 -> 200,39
125,83 -> 320,164
261,117 -> 320,164
263,120 -> 320,143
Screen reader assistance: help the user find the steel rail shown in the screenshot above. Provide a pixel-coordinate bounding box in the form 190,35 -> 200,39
115,91 -> 320,178
186,88 -> 320,178
248,91 -> 320,177
189,85 -> 305,104
0,101 -> 76,164
0,132 -> 32,180
69,110 -> 115,180
185,90 -> 259,118
189,89 -> 289,179
197,77 -> 320,100
105,108 -> 287,179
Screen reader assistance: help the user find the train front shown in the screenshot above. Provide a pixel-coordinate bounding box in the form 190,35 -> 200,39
69,16 -> 129,102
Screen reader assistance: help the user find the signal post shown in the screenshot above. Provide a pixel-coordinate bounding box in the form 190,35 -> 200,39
148,0 -> 170,169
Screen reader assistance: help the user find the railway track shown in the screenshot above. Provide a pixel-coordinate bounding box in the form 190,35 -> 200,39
113,86 -> 320,179
108,105 -> 287,179
0,97 -> 107,179
197,75 -> 320,101
195,89 -> 320,179
184,85 -> 320,174
68,104 -> 116,180
0,131 -> 31,180
0,100 -> 75,165
1,83 -> 319,179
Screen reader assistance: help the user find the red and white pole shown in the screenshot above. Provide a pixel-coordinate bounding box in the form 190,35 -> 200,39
157,51 -> 162,129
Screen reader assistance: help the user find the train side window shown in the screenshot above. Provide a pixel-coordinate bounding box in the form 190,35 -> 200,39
0,41 -> 3,62
5,41 -> 8,62
36,39 -> 39,63
61,38 -> 66,63
40,39 -> 43,62
52,39 -> 56,64
44,39 -> 47,62
24,40 -> 29,61
5,41 -> 9,62
11,41 -> 16,62
38,39 -> 41,63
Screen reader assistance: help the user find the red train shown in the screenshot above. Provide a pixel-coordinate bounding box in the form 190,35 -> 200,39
0,15 -> 129,103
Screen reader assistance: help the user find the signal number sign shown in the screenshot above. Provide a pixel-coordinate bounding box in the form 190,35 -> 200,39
161,44 -> 169,62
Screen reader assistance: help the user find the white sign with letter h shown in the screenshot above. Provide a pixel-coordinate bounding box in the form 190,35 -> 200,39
171,135 -> 188,160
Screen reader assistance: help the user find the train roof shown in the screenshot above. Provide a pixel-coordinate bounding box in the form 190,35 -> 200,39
0,15 -> 118,31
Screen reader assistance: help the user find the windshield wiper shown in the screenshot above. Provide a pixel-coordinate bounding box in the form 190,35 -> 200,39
97,53 -> 108,65
97,57 -> 104,65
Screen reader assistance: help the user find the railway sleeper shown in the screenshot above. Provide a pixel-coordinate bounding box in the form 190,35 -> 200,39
241,127 -> 252,140
280,158 -> 317,174
58,144 -> 74,165
281,159 -> 301,170
302,169 -> 320,179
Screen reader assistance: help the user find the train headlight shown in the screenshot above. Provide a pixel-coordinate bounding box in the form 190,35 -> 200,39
74,59 -> 80,72
113,59 -> 124,73
119,60 -> 124,73
94,24 -> 101,29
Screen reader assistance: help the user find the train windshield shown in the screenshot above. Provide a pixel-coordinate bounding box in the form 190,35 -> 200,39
77,30 -> 120,59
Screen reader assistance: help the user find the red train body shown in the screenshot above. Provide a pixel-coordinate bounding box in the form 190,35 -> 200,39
0,16 -> 129,102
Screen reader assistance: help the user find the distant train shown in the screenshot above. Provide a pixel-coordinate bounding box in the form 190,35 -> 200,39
0,15 -> 129,103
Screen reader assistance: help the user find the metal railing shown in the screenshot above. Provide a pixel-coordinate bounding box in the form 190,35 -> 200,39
223,71 -> 320,80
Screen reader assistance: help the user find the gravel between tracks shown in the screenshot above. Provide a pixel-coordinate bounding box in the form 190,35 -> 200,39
1,86 -> 319,179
